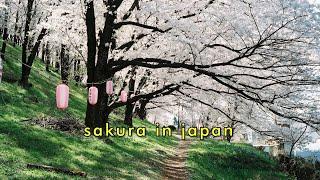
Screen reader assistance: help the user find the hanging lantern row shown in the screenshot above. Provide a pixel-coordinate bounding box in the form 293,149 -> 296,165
56,81 -> 128,110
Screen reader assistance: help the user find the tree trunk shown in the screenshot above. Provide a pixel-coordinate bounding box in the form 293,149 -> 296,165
41,43 -> 45,63
54,48 -> 60,72
289,126 -> 307,158
84,1 -> 116,129
60,44 -> 70,84
28,36 -> 35,51
226,134 -> 232,143
74,60 -> 81,86
20,0 -> 35,88
20,28 -> 47,88
124,104 -> 135,126
132,70 -> 151,120
85,82 -> 112,130
124,67 -> 137,126
55,62 -> 60,72
13,0 -> 21,47
45,42 -> 50,71
20,65 -> 32,87
1,28 -> 8,60
84,0 -> 98,129
289,144 -> 294,158
1,0 -> 9,60
137,99 -> 149,120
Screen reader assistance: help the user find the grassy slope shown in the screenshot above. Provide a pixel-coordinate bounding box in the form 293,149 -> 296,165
1,41 -> 289,179
0,41 -> 179,179
187,140 -> 290,180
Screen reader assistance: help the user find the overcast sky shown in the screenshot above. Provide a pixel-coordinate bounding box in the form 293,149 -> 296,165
308,0 -> 320,4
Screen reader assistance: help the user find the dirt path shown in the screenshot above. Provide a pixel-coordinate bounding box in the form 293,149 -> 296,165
162,138 -> 191,180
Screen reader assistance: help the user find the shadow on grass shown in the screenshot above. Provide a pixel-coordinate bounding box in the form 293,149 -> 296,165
0,120 -> 67,159
0,118 -> 178,178
0,42 -> 179,178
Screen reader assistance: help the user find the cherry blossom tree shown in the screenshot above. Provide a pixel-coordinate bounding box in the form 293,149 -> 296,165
2,0 -> 319,135
79,0 -> 320,131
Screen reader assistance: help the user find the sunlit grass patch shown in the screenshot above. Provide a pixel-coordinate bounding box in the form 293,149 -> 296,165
187,140 -> 291,180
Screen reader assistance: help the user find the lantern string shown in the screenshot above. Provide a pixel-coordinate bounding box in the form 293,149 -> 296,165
1,52 -> 116,85
1,52 -> 131,107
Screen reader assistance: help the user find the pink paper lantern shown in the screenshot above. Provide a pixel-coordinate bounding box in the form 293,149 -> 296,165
56,84 -> 69,110
106,80 -> 113,95
120,90 -> 128,103
88,86 -> 98,105
0,62 -> 2,83
0,68 -> 3,83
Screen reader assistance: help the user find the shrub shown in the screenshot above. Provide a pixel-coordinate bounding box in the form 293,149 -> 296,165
279,155 -> 319,179
167,125 -> 176,131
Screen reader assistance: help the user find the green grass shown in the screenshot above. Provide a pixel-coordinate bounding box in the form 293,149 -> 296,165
0,41 -> 179,179
0,41 -> 87,121
187,140 -> 290,180
0,118 -> 179,179
1,40 -> 290,179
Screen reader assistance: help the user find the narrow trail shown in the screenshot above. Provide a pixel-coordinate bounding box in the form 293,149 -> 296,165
162,137 -> 191,180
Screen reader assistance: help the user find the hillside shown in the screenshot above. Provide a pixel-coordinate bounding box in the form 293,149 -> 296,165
187,140 -> 289,179
0,41 -> 289,179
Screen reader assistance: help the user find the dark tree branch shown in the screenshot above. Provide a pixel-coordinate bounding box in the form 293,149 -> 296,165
109,83 -> 181,110
176,90 -> 276,136
114,21 -> 171,33
122,0 -> 140,20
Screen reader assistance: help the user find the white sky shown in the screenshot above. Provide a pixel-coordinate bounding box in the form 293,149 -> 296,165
306,133 -> 320,151
308,0 -> 320,4
306,141 -> 320,151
